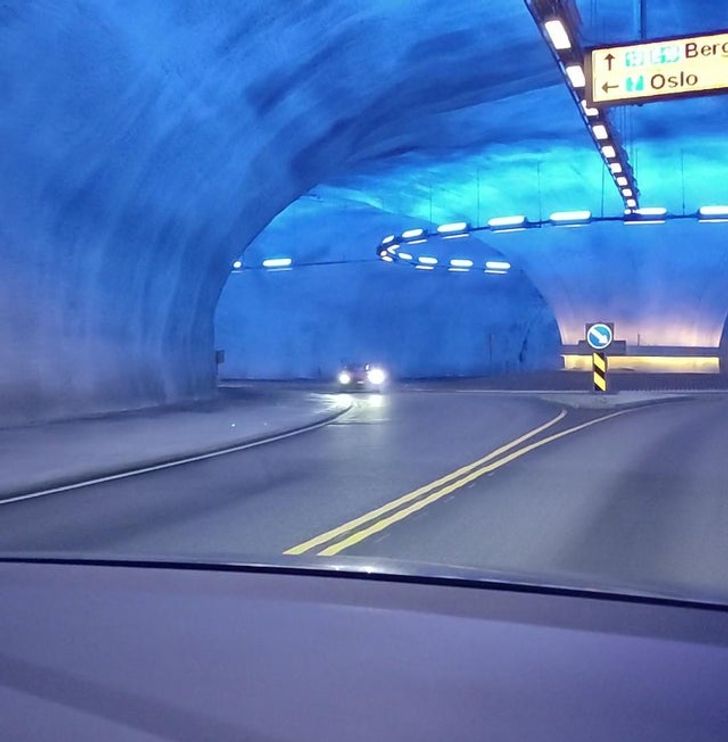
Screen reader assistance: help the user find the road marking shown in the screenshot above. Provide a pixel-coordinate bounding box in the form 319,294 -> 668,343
316,407 -> 634,557
283,409 -> 567,556
0,403 -> 352,507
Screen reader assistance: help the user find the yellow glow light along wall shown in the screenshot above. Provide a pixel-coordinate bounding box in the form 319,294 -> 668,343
562,355 -> 720,374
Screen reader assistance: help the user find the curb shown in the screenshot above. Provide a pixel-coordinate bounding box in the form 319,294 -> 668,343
533,393 -> 698,411
0,401 -> 353,505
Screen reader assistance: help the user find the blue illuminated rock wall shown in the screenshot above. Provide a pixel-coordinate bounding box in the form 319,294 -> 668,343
476,220 -> 728,349
217,264 -> 560,379
0,0 -> 556,424
215,196 -> 561,378
217,267 -> 560,380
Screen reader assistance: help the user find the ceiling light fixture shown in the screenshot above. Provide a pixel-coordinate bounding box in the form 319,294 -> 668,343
488,215 -> 527,229
544,19 -> 572,50
437,222 -> 469,234
550,210 -> 592,224
525,1 -> 640,210
565,64 -> 586,88
262,258 -> 292,268
485,260 -> 512,271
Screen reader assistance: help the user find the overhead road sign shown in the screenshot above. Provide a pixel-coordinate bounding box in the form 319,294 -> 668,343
586,30 -> 728,106
586,323 -> 614,351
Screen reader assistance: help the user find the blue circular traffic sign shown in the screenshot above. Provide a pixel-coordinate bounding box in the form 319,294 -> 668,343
586,323 -> 614,351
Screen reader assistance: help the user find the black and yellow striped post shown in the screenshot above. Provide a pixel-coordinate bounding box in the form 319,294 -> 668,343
592,352 -> 608,392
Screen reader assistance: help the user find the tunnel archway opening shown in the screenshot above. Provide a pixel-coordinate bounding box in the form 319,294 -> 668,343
213,198 -> 563,383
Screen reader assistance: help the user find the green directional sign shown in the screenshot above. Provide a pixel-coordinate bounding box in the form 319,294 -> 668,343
586,30 -> 728,106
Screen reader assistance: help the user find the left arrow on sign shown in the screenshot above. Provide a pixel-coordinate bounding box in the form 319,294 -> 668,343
602,81 -> 619,94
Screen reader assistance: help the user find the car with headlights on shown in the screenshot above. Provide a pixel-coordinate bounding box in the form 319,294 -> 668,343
337,363 -> 389,391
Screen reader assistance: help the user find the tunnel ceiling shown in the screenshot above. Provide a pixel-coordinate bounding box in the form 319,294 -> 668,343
305,0 -> 728,226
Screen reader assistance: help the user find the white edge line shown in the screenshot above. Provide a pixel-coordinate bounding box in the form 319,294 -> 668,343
0,403 -> 353,506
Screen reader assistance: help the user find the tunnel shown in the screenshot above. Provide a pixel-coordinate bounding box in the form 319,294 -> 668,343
5,3 -> 728,737
214,198 -> 562,380
2,1 -> 728,425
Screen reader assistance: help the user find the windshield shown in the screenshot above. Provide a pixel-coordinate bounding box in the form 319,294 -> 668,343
2,0 -> 728,607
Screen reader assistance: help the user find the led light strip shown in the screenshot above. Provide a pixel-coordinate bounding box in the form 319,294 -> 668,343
375,207 -> 727,270
524,0 -> 640,210
229,205 -> 728,273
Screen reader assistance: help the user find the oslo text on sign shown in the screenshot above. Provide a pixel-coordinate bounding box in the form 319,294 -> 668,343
589,31 -> 728,105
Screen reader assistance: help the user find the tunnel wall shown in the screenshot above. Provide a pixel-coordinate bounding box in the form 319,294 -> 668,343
0,0 -> 557,426
477,221 -> 728,349
216,263 -> 561,379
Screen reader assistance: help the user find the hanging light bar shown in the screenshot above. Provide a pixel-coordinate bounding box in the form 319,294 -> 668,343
550,210 -> 592,225
373,204 -> 728,272
581,100 -> 599,117
262,257 -> 292,268
635,207 -> 667,217
565,64 -> 586,88
698,205 -> 728,223
525,0 -> 640,210
544,18 -> 572,50
488,215 -> 527,230
437,221 -> 469,234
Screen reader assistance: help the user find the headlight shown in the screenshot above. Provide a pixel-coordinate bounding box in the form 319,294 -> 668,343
338,371 -> 352,385
366,367 -> 387,385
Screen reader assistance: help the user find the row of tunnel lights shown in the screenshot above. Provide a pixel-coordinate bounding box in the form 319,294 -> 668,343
530,6 -> 641,210
379,221 -> 511,274
228,206 -> 728,272
377,205 -> 728,270
231,257 -> 292,271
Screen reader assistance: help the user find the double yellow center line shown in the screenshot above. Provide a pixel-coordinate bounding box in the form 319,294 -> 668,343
284,406 -> 633,558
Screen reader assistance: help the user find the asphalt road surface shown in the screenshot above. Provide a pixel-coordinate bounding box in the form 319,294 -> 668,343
2,391 -> 728,602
